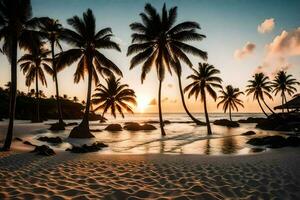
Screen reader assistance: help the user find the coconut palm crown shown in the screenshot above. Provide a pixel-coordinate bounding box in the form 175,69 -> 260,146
92,76 -> 137,119
217,85 -> 244,121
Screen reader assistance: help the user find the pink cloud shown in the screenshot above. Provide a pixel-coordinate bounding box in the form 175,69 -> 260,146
257,18 -> 275,34
234,42 -> 256,60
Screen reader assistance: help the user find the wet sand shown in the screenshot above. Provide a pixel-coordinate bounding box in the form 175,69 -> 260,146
0,122 -> 300,199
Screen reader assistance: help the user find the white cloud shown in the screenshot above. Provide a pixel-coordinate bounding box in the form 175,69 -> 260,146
258,18 -> 275,34
234,42 -> 256,60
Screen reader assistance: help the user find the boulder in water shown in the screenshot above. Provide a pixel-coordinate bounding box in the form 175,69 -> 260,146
247,135 -> 288,148
286,136 -> 300,147
241,131 -> 256,136
37,136 -> 62,144
66,142 -> 108,153
123,122 -> 141,131
31,145 -> 55,156
238,117 -> 266,124
105,124 -> 122,131
49,122 -> 66,131
69,126 -> 95,138
140,124 -> 156,130
213,119 -> 239,127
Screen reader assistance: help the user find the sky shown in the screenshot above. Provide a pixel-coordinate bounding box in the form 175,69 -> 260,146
0,0 -> 300,113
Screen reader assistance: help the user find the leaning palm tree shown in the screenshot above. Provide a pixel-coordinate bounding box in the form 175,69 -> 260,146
38,17 -> 65,127
127,3 -> 207,135
92,76 -> 137,119
271,70 -> 300,113
245,73 -> 274,117
19,44 -> 52,122
217,85 -> 244,121
57,9 -> 122,138
0,0 -> 40,150
184,63 -> 222,135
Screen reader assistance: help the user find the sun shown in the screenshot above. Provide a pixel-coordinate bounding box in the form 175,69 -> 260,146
136,96 -> 150,113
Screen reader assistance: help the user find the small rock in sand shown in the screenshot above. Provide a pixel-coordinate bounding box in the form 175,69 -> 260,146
241,131 -> 256,136
31,145 -> 55,156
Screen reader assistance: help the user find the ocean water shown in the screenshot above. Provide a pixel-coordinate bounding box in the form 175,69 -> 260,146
8,112 -> 288,155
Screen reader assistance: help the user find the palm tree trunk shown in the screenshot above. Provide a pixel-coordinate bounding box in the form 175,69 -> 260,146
202,88 -> 212,135
2,36 -> 17,151
229,106 -> 232,121
35,70 -> 40,122
177,74 -> 203,125
284,94 -> 289,113
262,99 -> 275,114
258,98 -> 268,117
51,41 -> 64,125
281,95 -> 284,113
158,79 -> 166,136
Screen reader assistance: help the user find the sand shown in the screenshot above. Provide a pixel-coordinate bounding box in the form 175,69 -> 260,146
0,122 -> 300,199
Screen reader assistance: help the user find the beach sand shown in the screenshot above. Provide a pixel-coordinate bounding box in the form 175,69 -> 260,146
0,123 -> 300,199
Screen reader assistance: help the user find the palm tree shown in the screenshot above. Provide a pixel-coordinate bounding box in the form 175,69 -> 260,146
184,63 -> 222,135
217,85 -> 244,121
73,96 -> 79,103
38,17 -> 65,126
92,76 -> 137,119
245,73 -> 274,117
19,44 -> 52,122
57,9 -> 122,138
271,70 -> 300,113
127,3 -> 207,135
0,0 -> 40,150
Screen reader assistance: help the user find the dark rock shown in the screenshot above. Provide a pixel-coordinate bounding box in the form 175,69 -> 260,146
213,119 -> 239,127
286,136 -> 300,147
247,135 -> 287,148
69,126 -> 95,138
90,129 -> 102,132
145,120 -> 171,124
256,113 -> 300,131
164,120 -> 171,124
105,124 -> 122,131
31,145 -> 55,156
66,122 -> 78,126
14,137 -> 23,141
123,122 -> 141,131
37,136 -> 63,144
140,124 -> 157,130
238,117 -> 266,124
49,122 -> 65,131
241,131 -> 256,136
250,148 -> 265,153
23,141 -> 36,146
66,142 -> 108,153
89,113 -> 106,122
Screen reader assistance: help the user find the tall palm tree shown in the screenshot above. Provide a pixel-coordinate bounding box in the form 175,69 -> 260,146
127,3 -> 207,135
0,0 -> 40,150
217,85 -> 244,121
245,73 -> 274,117
19,44 -> 52,122
271,70 -> 300,113
38,17 -> 65,127
57,9 -> 122,138
92,76 -> 137,119
184,63 -> 222,135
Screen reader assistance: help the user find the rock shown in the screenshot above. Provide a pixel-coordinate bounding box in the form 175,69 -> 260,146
31,145 -> 55,156
164,120 -> 171,124
69,126 -> 95,138
250,148 -> 265,153
66,122 -> 78,126
105,124 -> 122,131
37,136 -> 63,144
238,117 -> 266,124
66,142 -> 108,153
140,124 -> 157,130
49,122 -> 65,131
23,141 -> 36,146
241,131 -> 256,136
14,137 -> 23,141
90,129 -> 102,132
213,119 -> 239,127
246,135 -> 287,148
123,122 -> 141,131
286,136 -> 300,147
145,120 -> 171,124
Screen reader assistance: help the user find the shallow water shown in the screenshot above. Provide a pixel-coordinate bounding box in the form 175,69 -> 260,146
2,113 -> 290,155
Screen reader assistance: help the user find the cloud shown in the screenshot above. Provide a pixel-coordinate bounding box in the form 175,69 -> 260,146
258,18 -> 275,34
167,84 -> 173,88
162,97 -> 169,102
149,98 -> 157,106
266,27 -> 300,57
234,42 -> 256,60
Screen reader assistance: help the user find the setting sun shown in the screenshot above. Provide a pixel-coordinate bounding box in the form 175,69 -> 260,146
136,96 -> 150,113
